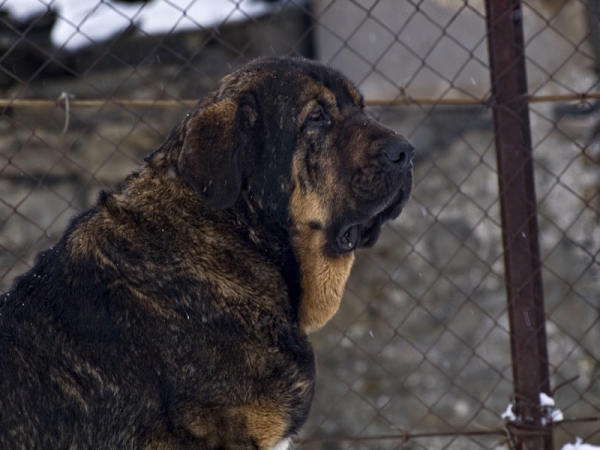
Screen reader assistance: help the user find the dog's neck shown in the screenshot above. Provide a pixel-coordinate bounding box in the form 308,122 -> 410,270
288,189 -> 355,334
238,181 -> 355,334
126,147 -> 351,333
291,223 -> 355,334
114,151 -> 304,323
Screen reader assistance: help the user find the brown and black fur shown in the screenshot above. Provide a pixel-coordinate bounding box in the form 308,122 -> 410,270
0,56 -> 413,449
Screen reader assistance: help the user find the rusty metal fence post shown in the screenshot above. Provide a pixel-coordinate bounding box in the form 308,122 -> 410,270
485,1 -> 553,449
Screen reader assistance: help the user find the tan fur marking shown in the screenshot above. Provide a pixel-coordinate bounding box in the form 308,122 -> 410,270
293,225 -> 354,333
177,403 -> 286,450
296,82 -> 338,125
297,99 -> 320,127
290,157 -> 355,334
237,403 -> 287,450
67,214 -> 119,270
344,79 -> 364,106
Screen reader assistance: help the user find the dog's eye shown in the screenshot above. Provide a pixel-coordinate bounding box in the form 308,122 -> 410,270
307,106 -> 329,125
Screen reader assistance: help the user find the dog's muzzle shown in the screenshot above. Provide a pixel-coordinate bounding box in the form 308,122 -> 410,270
337,135 -> 414,252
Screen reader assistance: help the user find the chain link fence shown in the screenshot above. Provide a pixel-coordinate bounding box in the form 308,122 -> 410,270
1,0 -> 599,448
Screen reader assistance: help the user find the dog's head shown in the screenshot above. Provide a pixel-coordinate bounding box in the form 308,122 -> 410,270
178,56 -> 413,254
177,56 -> 413,331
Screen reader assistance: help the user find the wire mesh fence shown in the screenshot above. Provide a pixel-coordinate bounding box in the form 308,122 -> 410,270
0,0 -> 599,449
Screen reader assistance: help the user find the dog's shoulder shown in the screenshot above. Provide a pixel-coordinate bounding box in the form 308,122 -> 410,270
0,163 -> 314,447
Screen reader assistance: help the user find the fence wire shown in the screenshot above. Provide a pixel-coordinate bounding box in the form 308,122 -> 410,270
1,0 -> 599,449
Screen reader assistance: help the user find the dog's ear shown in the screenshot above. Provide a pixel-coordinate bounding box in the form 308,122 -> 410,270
178,94 -> 257,210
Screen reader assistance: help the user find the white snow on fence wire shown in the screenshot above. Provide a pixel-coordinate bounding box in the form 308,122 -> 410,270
540,392 -> 564,424
500,400 -> 516,421
501,393 -> 563,424
0,0 -> 300,51
540,392 -> 556,407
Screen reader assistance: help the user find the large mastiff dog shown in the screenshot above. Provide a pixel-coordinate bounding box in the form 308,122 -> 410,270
0,56 -> 413,449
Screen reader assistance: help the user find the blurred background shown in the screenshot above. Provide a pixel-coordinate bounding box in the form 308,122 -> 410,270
0,0 -> 599,448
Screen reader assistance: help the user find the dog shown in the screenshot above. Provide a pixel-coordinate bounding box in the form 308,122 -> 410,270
0,56 -> 413,449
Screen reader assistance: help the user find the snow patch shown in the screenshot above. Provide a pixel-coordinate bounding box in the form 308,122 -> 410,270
501,401 -> 516,421
561,437 -> 600,450
540,393 -> 564,424
0,0 -> 301,51
501,394 -> 564,424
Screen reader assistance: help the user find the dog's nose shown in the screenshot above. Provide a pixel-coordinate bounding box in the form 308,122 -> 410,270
383,139 -> 414,168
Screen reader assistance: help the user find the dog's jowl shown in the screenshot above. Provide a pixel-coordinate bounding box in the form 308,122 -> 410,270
0,56 -> 413,449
